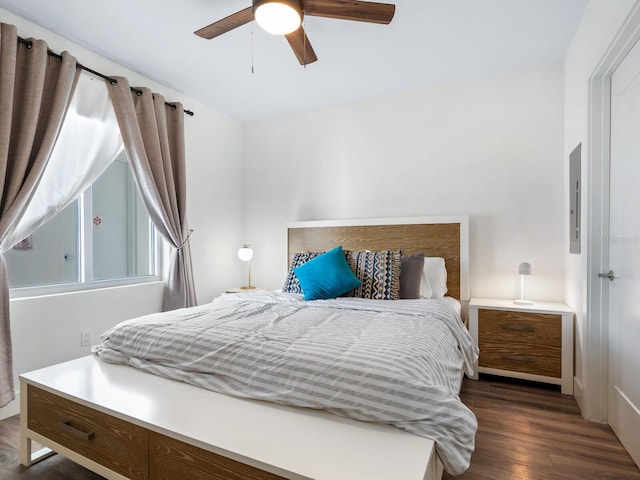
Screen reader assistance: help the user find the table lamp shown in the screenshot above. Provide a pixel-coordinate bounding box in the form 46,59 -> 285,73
238,245 -> 256,290
514,262 -> 533,305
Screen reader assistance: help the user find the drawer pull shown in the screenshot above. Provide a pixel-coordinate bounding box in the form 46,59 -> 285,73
501,354 -> 537,363
501,324 -> 535,332
61,421 -> 95,441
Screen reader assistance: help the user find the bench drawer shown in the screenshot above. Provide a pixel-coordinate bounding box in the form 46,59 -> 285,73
27,385 -> 148,480
149,431 -> 287,480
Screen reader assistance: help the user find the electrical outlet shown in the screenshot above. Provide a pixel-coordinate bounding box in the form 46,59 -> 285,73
81,330 -> 92,347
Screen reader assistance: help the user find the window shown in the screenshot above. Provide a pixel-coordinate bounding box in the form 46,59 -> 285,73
5,72 -> 162,296
6,151 -> 161,294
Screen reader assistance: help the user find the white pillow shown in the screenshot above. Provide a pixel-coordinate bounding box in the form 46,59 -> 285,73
419,269 -> 432,298
421,257 -> 447,299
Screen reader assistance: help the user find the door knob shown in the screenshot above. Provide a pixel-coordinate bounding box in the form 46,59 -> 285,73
598,270 -> 615,281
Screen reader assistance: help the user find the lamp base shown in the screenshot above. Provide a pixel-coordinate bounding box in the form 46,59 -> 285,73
513,299 -> 534,305
240,285 -> 256,290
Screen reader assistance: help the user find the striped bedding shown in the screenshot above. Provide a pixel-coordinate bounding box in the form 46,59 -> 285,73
94,290 -> 479,475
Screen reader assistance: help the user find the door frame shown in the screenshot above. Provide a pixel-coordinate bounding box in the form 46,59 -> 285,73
586,3 -> 640,423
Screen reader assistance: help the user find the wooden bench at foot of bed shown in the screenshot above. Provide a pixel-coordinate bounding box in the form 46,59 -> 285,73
20,355 -> 443,480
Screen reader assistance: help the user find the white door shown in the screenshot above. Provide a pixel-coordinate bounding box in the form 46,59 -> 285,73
609,35 -> 640,467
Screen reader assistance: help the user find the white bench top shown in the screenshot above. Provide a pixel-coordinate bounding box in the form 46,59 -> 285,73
21,355 -> 437,480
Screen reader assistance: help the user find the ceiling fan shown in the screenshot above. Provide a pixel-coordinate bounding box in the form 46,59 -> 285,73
194,0 -> 396,66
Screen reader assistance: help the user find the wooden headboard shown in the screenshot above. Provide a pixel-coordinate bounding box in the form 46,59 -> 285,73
287,216 -> 469,301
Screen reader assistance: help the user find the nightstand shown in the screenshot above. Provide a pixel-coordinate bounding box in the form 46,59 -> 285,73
226,287 -> 262,293
469,298 -> 574,394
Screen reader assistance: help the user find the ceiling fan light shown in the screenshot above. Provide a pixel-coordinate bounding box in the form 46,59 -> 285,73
254,0 -> 302,35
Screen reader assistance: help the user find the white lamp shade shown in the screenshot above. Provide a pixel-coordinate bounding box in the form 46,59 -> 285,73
514,262 -> 533,305
238,245 -> 254,262
254,0 -> 302,35
518,262 -> 532,275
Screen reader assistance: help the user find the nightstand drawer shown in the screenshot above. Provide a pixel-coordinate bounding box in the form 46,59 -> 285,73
27,386 -> 148,480
478,309 -> 561,347
478,342 -> 561,377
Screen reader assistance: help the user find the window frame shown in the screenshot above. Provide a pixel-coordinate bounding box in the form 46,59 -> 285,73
8,187 -> 163,300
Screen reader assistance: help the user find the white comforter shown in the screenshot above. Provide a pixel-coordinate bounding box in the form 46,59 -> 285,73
95,290 -> 479,475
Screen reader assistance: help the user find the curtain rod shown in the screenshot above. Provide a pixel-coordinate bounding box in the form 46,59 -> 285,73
17,37 -> 195,117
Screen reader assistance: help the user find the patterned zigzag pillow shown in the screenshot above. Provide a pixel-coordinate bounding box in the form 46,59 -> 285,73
344,249 -> 402,300
282,251 -> 323,293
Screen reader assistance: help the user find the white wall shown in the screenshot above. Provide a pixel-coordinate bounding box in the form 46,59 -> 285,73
0,9 -> 245,419
243,62 -> 566,303
564,0 -> 638,420
6,2 -> 624,425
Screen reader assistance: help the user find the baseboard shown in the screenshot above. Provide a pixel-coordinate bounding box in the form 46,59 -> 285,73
0,389 -> 20,420
611,386 -> 640,468
573,376 -> 584,414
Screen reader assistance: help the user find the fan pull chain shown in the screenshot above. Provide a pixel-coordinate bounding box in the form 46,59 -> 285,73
251,21 -> 255,74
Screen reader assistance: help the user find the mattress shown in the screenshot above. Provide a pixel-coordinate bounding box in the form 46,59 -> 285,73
95,290 -> 478,475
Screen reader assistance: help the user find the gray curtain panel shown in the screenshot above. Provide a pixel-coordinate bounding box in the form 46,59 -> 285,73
107,77 -> 197,312
0,23 -> 80,407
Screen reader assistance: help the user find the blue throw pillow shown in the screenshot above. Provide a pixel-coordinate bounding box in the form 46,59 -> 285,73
294,245 -> 362,300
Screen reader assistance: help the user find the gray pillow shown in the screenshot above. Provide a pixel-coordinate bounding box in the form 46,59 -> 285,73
399,253 -> 425,299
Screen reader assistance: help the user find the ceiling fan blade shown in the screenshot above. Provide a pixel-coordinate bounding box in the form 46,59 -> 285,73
303,0 -> 395,24
285,26 -> 318,65
194,6 -> 254,39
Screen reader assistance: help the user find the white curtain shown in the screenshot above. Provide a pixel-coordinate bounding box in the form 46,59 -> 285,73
2,71 -> 124,250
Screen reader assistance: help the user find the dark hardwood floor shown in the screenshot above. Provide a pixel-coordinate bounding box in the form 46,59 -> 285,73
1,375 -> 638,479
444,375 -> 640,480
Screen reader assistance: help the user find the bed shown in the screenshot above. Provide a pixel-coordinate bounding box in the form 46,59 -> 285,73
20,215 -> 477,480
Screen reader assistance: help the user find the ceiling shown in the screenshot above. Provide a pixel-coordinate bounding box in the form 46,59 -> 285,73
0,0 -> 588,122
